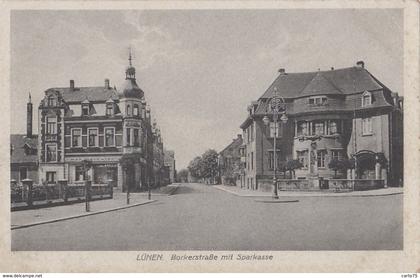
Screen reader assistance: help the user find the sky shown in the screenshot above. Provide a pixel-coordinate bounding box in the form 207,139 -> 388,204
10,9 -> 403,169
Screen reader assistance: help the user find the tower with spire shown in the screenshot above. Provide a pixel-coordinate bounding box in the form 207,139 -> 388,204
27,92 -> 33,138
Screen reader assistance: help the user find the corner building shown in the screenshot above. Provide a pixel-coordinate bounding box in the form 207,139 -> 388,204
38,54 -> 167,191
240,62 -> 403,191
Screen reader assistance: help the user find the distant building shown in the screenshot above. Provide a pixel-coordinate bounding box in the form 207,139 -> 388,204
35,51 -> 167,191
164,149 -> 176,184
218,134 -> 244,186
10,95 -> 38,183
240,61 -> 403,191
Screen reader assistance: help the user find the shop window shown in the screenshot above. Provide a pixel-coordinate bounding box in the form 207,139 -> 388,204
329,121 -> 338,134
297,121 -> 308,136
75,166 -> 85,181
362,117 -> 373,135
313,122 -> 325,135
46,144 -> 57,162
71,129 -> 82,147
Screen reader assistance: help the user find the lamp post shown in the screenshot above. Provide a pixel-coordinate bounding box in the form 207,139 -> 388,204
263,87 -> 288,199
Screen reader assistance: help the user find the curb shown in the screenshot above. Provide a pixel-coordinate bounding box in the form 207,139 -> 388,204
126,185 -> 180,197
11,199 -> 156,230
214,186 -> 403,198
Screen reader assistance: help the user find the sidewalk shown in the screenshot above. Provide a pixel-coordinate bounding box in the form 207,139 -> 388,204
214,185 -> 404,198
132,184 -> 180,196
11,193 -> 155,230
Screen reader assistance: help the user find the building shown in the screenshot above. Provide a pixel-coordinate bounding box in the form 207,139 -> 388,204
240,61 -> 403,191
164,149 -> 176,184
10,94 -> 39,183
36,52 -> 168,191
218,134 -> 244,186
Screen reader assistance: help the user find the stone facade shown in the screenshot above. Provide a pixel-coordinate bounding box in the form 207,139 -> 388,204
240,62 -> 403,191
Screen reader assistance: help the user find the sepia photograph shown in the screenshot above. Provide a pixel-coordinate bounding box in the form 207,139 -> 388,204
1,1 -> 419,273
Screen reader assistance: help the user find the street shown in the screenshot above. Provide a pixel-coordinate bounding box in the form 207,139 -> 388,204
11,183 -> 403,251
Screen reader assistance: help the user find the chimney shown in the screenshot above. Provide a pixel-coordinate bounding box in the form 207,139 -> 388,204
105,78 -> 110,89
70,80 -> 75,91
356,61 -> 365,68
278,68 -> 286,75
26,93 -> 33,138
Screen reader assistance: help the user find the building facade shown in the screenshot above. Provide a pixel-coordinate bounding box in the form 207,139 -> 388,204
164,149 -> 176,184
240,62 -> 403,191
218,134 -> 244,186
37,53 -> 169,191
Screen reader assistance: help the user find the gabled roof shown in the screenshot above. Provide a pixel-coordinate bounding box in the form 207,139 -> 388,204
260,67 -> 383,99
219,136 -> 243,155
46,87 -> 119,103
10,134 -> 38,164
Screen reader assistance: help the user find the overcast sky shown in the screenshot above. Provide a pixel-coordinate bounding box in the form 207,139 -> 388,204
10,9 -> 403,169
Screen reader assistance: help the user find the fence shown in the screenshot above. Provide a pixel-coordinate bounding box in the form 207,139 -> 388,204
11,179 -> 113,210
256,178 -> 385,192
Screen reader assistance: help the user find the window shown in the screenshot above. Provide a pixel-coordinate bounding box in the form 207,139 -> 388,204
296,150 -> 308,168
133,104 -> 139,116
47,96 -> 56,106
313,122 -> 325,135
19,167 -> 27,181
126,128 -> 131,146
317,150 -> 326,168
88,129 -> 98,147
82,104 -> 89,116
134,129 -> 139,146
309,96 -> 327,105
269,122 -> 283,138
75,166 -> 85,181
46,117 -> 57,135
46,171 -> 56,183
251,152 -> 254,170
297,121 -> 308,136
329,121 -> 338,134
126,105 -> 131,116
362,117 -> 373,135
46,144 -> 57,162
331,150 -> 342,161
105,128 -> 115,146
268,151 -> 281,170
362,91 -> 372,107
71,129 -> 82,147
106,103 -> 113,116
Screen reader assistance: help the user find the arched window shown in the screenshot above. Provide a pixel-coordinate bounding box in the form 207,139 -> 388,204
362,91 -> 372,107
126,104 -> 131,116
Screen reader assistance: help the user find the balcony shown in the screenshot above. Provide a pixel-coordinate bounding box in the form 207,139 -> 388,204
45,134 -> 58,142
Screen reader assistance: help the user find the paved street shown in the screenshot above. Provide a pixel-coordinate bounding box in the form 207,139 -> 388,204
11,183 -> 403,251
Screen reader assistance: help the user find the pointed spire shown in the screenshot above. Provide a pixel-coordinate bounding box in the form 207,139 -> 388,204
28,92 -> 32,103
128,46 -> 133,67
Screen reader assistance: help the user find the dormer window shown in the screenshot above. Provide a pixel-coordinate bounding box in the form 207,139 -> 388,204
82,104 -> 90,116
309,96 -> 327,106
362,91 -> 372,107
106,103 -> 114,116
47,96 -> 57,107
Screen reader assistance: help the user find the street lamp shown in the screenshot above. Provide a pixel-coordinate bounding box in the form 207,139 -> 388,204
263,87 -> 288,199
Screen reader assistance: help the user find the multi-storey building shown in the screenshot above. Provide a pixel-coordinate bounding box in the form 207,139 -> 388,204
218,134 -> 244,186
240,61 -> 403,191
37,53 -> 169,191
164,149 -> 176,184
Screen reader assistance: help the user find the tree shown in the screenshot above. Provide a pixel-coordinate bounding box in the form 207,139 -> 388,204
201,149 -> 219,184
328,158 -> 347,178
188,156 -> 203,180
176,169 -> 189,183
285,159 -> 303,179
